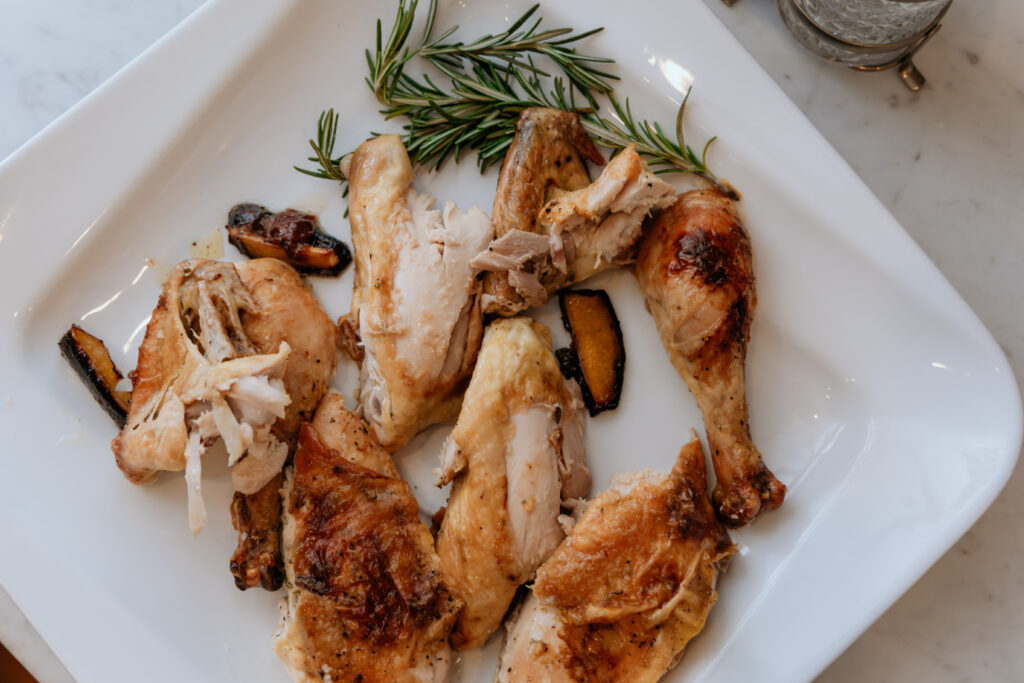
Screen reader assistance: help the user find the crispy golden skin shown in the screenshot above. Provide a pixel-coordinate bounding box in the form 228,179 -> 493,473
498,437 -> 734,682
635,190 -> 785,526
483,108 -> 603,315
274,422 -> 461,683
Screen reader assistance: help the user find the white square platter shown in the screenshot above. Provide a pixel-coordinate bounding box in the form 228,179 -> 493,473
0,0 -> 1019,681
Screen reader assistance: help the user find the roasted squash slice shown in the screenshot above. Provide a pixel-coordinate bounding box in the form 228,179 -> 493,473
58,325 -> 132,427
557,289 -> 625,416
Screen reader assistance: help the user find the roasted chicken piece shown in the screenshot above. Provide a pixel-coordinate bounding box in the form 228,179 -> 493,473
112,258 -> 335,536
435,317 -> 591,650
474,128 -> 676,314
346,134 -> 494,452
229,258 -> 337,589
274,410 -> 462,683
229,472 -> 285,591
498,436 -> 734,682
635,190 -> 785,526
481,108 -> 604,316
235,258 -> 337,440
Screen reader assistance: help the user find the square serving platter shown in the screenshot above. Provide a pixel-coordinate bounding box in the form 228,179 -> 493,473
0,0 -> 1020,681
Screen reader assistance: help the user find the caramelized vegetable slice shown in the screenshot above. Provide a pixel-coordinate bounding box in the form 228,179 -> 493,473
226,203 -> 352,277
558,289 -> 625,416
58,325 -> 132,427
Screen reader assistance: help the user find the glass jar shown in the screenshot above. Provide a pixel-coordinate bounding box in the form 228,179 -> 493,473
777,0 -> 953,90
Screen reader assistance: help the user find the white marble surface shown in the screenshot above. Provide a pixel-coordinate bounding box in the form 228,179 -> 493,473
1,0 -> 1022,681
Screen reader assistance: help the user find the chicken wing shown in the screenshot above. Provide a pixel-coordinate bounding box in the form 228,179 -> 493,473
434,317 -> 591,650
481,108 -> 604,316
635,189 -> 785,526
475,135 -> 676,314
498,436 -> 734,682
347,134 -> 494,452
273,414 -> 461,683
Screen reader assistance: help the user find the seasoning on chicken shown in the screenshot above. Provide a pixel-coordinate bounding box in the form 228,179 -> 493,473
498,435 -> 734,682
480,108 -> 604,316
474,132 -> 677,315
112,258 -> 336,538
273,406 -> 461,683
635,189 -> 785,526
434,317 -> 591,650
346,134 -> 494,452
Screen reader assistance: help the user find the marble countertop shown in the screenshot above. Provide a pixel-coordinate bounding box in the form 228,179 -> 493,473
2,0 -> 1022,681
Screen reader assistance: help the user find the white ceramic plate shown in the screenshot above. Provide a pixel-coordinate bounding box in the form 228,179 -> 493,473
0,0 -> 1019,681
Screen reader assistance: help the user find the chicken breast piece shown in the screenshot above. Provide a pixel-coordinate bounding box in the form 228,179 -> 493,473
435,318 -> 591,650
112,259 -> 295,534
498,436 -> 734,682
636,190 -> 785,526
274,421 -> 461,683
347,134 -> 494,452
481,108 -> 604,316
475,142 -> 676,314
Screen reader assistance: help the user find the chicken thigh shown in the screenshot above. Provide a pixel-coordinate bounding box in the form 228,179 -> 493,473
498,436 -> 734,682
434,317 -> 591,650
274,410 -> 461,683
635,189 -> 785,526
346,134 -> 494,452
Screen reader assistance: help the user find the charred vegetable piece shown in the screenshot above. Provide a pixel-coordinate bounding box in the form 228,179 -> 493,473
58,325 -> 132,427
226,203 -> 352,276
558,289 -> 625,416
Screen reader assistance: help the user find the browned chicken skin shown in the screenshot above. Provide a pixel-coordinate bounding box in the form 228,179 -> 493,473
274,414 -> 461,683
498,436 -> 734,682
481,108 -> 603,315
635,190 -> 785,526
229,473 -> 285,591
476,109 -> 676,315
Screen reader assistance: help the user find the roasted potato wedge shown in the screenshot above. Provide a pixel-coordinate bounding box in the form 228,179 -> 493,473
58,325 -> 132,427
227,203 -> 352,277
558,289 -> 625,416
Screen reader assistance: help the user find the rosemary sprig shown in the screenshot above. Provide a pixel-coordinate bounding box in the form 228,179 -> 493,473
294,109 -> 349,184
386,60 -> 578,172
580,88 -> 737,198
368,0 -> 616,109
299,1 -> 731,197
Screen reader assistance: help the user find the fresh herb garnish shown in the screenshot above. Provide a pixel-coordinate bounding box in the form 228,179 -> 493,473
296,0 -> 733,198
